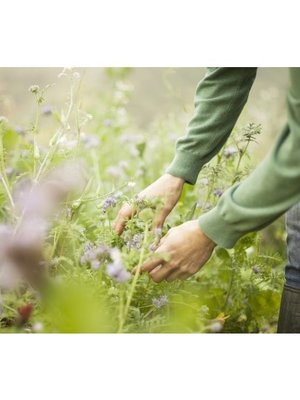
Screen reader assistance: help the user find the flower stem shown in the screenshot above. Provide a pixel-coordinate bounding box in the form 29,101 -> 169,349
118,222 -> 149,333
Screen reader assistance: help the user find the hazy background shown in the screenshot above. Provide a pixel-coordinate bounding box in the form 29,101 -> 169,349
0,67 -> 289,162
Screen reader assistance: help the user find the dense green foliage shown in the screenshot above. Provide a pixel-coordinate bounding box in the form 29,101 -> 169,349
0,69 -> 285,333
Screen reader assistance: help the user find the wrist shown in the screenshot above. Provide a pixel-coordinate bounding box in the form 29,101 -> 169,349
191,219 -> 217,249
165,173 -> 185,188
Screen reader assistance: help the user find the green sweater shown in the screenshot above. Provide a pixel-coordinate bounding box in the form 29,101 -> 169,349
166,68 -> 300,248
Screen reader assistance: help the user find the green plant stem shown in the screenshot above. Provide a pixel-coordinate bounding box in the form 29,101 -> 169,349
233,140 -> 251,184
118,223 -> 149,333
0,133 -> 15,210
223,265 -> 235,312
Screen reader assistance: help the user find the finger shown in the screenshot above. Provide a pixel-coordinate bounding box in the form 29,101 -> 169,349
178,272 -> 191,281
113,203 -> 135,235
140,256 -> 165,273
166,271 -> 191,282
150,262 -> 175,283
165,271 -> 180,282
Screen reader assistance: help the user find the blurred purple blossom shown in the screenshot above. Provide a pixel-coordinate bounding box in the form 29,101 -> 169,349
107,166 -> 123,178
102,195 -> 117,213
41,105 -> 53,116
15,126 -> 26,135
125,233 -> 143,250
80,242 -> 110,267
209,321 -> 223,333
80,133 -> 100,149
252,265 -> 260,274
106,248 -> 130,283
152,295 -> 169,309
213,188 -> 224,198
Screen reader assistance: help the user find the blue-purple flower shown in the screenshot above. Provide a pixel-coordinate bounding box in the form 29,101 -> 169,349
102,195 -> 117,213
106,248 -> 130,283
152,295 -> 169,309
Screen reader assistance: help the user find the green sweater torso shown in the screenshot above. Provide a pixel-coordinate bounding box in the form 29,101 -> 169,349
166,67 -> 300,248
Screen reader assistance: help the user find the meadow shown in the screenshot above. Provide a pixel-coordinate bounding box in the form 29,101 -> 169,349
0,68 -> 287,333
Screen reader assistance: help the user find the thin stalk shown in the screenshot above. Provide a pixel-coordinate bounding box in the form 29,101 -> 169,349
223,264 -> 235,312
233,140 -> 251,184
0,133 -> 15,209
118,223 -> 149,332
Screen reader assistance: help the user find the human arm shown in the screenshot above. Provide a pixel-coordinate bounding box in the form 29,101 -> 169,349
114,68 -> 257,234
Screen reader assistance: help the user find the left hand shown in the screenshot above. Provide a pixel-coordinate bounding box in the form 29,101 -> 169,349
140,220 -> 216,282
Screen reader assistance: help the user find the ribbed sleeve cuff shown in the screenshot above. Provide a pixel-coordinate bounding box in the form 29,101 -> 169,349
165,151 -> 205,185
198,207 -> 243,248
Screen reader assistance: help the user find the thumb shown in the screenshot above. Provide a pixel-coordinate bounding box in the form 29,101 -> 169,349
113,203 -> 135,235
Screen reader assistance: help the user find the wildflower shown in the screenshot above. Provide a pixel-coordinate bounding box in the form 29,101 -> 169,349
213,188 -> 224,198
107,166 -> 123,178
253,265 -> 260,274
120,132 -> 140,144
223,145 -> 238,158
119,160 -> 129,170
29,85 -> 40,94
152,295 -> 169,309
125,233 -> 143,250
80,243 -> 110,268
32,321 -> 43,332
127,181 -> 136,188
102,195 -> 117,213
91,259 -> 101,270
209,321 -> 223,333
114,191 -> 123,199
196,201 -> 212,210
80,133 -> 100,149
106,248 -> 130,283
57,135 -> 77,150
15,125 -> 26,135
41,105 -> 53,116
0,116 -> 8,124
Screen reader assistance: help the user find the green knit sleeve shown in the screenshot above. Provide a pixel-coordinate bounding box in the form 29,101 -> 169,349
199,68 -> 300,248
166,67 -> 257,184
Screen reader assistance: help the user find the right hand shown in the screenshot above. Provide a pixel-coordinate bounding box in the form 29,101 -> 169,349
113,174 -> 185,235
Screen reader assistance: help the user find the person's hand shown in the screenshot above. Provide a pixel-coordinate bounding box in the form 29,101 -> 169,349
113,174 -> 185,235
139,220 -> 216,282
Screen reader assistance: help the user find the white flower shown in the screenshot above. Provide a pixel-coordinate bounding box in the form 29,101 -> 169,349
0,116 -> 8,124
32,322 -> 43,332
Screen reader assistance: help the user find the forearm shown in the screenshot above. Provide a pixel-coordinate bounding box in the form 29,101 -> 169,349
199,68 -> 300,248
166,67 -> 257,184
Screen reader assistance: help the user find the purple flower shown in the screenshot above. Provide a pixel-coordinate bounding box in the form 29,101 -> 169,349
213,188 -> 224,198
91,260 -> 101,270
125,233 -> 143,250
80,133 -> 100,149
80,242 -> 110,267
252,265 -> 260,274
15,126 -> 26,135
41,105 -> 53,116
106,248 -> 130,283
107,166 -> 123,178
102,195 -> 117,212
152,295 -> 169,309
209,321 -> 223,333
